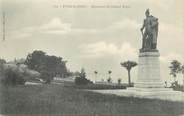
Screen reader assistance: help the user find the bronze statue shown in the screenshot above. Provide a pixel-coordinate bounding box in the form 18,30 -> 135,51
140,9 -> 159,51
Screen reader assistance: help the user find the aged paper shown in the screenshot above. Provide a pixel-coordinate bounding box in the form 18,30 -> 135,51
0,0 -> 184,116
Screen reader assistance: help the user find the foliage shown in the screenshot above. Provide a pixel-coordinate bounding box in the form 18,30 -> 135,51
108,70 -> 112,74
171,81 -> 184,92
120,61 -> 137,86
75,68 -> 92,85
0,58 -> 41,86
0,59 -> 6,77
120,61 -> 137,71
94,71 -> 98,74
0,59 -> 6,64
25,50 -> 68,83
169,60 -> 181,82
173,85 -> 184,92
75,77 -> 92,85
171,81 -> 178,88
118,78 -> 122,84
79,68 -> 86,78
107,77 -> 112,83
180,64 -> 184,88
106,70 -> 112,83
0,59 -> 6,72
169,60 -> 184,88
40,71 -> 52,84
94,70 -> 98,83
1,68 -> 25,86
181,65 -> 184,75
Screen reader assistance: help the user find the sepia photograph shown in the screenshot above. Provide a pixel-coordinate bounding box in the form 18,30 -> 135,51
0,0 -> 184,116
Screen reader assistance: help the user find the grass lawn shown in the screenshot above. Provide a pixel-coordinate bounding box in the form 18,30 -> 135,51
64,83 -> 127,90
0,84 -> 184,116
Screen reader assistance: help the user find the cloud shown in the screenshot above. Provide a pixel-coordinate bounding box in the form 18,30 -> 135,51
129,0 -> 175,10
146,0 -> 174,10
7,17 -> 72,40
158,22 -> 184,54
80,41 -> 136,59
159,23 -> 184,38
107,18 -> 140,30
8,26 -> 36,39
71,18 -> 140,36
72,28 -> 98,34
40,17 -> 71,34
7,17 -> 140,40
71,18 -> 140,35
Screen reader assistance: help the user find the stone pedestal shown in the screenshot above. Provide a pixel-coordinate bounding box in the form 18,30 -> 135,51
125,50 -> 183,99
134,50 -> 164,88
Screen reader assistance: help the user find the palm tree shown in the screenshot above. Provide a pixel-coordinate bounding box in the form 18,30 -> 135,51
120,61 -> 137,86
107,77 -> 112,83
94,70 -> 98,83
108,70 -> 112,78
169,60 -> 181,82
107,70 -> 112,83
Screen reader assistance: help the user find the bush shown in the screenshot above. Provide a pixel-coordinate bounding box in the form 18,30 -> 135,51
172,82 -> 184,92
75,68 -> 92,85
40,72 -> 52,84
1,68 -> 25,86
75,76 -> 92,85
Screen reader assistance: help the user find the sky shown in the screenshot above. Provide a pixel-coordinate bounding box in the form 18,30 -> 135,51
0,0 -> 184,83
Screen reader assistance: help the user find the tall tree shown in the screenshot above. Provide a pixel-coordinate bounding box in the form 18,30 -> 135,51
25,50 -> 46,72
108,70 -> 112,78
107,77 -> 112,83
169,60 -> 181,82
107,70 -> 112,83
120,61 -> 137,86
25,50 -> 68,83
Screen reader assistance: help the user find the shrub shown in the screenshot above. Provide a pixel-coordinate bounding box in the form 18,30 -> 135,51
40,71 -> 52,84
1,68 -> 25,86
75,68 -> 92,85
171,81 -> 179,88
172,81 -> 184,92
75,76 -> 92,85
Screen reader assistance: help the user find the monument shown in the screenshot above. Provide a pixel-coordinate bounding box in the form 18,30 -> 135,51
134,9 -> 165,89
126,9 -> 177,94
93,9 -> 183,101
125,9 -> 183,100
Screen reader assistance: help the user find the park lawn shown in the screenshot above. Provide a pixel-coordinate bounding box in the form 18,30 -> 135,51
0,84 -> 184,116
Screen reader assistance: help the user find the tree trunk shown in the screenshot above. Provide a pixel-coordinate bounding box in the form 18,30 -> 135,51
95,74 -> 97,83
128,70 -> 131,86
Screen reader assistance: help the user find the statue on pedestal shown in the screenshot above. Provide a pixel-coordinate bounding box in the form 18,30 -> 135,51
140,9 -> 159,52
